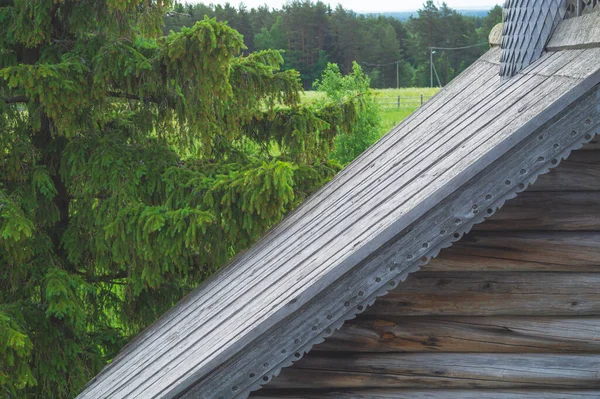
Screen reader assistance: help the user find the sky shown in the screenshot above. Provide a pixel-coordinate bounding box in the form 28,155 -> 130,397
184,0 -> 499,13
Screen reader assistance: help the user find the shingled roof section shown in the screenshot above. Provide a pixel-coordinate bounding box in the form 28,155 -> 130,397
500,0 -> 567,78
78,12 -> 600,399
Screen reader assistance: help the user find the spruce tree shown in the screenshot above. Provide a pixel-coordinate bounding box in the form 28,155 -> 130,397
0,1 -> 358,397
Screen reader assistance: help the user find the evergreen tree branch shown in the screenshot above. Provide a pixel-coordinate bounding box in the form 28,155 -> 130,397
77,271 -> 128,284
0,0 -> 13,7
3,92 -> 159,104
107,91 -> 159,103
3,95 -> 28,104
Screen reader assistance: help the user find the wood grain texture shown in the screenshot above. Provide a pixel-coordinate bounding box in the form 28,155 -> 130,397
425,231 -> 600,272
314,316 -> 600,353
548,12 -> 600,51
528,150 -> 600,191
473,192 -> 600,231
78,46 -> 600,399
200,101 -> 600,398
251,389 -> 600,398
501,0 -> 567,78
182,76 -> 600,399
251,112 -> 600,397
581,140 -> 600,150
266,353 -> 600,389
368,272 -> 600,317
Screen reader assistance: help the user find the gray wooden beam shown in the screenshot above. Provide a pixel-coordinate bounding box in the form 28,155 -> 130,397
547,12 -> 600,51
251,390 -> 600,399
315,316 -> 600,353
183,76 -> 600,399
266,353 -> 600,390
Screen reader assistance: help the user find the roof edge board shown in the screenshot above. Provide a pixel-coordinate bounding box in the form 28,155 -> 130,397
87,51 -> 501,384
547,12 -> 600,51
78,51 -> 503,398
179,82 -> 600,399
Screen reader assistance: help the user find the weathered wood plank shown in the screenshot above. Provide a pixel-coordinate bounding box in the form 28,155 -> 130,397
544,48 -> 600,80
80,53 -> 507,397
425,232 -> 600,272
314,316 -> 600,353
528,150 -> 600,191
266,353 -> 600,389
368,273 -> 600,317
580,140 -> 600,150
182,87 -> 600,398
547,12 -> 600,51
78,48 -> 600,399
96,53 -> 574,398
473,192 -> 600,231
251,389 -> 600,399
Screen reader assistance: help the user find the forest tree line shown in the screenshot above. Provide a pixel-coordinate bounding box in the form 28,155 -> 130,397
166,0 -> 503,88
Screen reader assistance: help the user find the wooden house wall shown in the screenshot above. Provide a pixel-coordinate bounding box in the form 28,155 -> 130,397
250,144 -> 600,398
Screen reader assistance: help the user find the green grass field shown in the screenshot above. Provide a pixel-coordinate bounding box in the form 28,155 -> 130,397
302,87 -> 441,137
373,88 -> 440,135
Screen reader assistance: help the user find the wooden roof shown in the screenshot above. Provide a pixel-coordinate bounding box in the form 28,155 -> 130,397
500,0 -> 567,78
78,11 -> 600,399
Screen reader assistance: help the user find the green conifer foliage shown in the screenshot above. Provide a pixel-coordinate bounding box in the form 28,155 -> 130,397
0,1 -> 358,396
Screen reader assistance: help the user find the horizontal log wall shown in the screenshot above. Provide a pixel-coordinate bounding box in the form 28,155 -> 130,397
368,272 -> 600,316
252,390 -> 600,399
266,353 -> 600,389
314,317 -> 600,353
251,149 -> 600,397
425,232 -> 600,272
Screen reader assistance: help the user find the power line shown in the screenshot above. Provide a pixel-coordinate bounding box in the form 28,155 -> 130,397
357,60 -> 399,67
357,41 -> 489,67
356,41 -> 490,88
430,42 -> 489,51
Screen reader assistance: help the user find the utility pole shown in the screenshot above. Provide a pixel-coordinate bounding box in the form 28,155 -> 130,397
396,61 -> 399,89
430,48 -> 434,88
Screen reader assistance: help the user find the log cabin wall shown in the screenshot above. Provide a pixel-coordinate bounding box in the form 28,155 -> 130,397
250,143 -> 600,398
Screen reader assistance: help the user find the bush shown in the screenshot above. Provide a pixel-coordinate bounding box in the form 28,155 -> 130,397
313,62 -> 382,165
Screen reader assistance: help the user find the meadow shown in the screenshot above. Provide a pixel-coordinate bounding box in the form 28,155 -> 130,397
303,87 -> 441,137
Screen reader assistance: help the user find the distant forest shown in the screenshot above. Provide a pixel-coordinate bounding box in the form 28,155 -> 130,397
165,1 -> 503,88
368,9 -> 491,21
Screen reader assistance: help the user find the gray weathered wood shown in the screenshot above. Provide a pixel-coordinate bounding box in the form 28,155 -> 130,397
78,47 -> 600,399
79,49 -> 505,398
266,353 -> 600,389
501,0 -> 567,78
473,192 -> 600,231
528,150 -> 600,191
426,231 -> 600,272
581,140 -> 600,150
185,82 -> 596,399
314,316 -> 600,353
181,87 -> 600,398
547,12 -> 600,51
251,390 -> 600,398
368,272 -> 600,317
